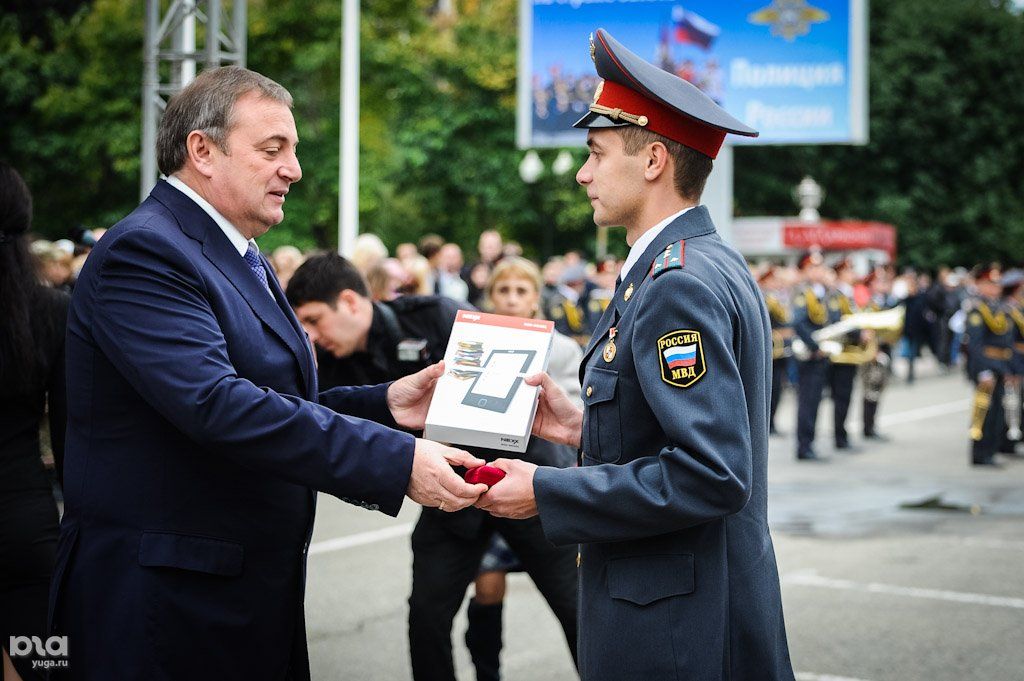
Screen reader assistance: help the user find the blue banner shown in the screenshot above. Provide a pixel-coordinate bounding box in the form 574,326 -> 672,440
517,0 -> 867,148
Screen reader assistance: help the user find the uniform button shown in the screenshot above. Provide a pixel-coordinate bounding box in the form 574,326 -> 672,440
586,386 -> 593,397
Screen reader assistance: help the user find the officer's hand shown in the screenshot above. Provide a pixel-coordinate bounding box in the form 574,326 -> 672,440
407,439 -> 487,512
387,361 -> 445,430
524,372 -> 583,448
474,459 -> 539,519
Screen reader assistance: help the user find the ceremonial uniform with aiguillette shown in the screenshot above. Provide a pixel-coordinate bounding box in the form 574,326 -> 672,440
761,271 -> 793,435
531,29 -> 794,681
998,270 -> 1024,455
964,286 -> 1014,465
826,286 -> 863,450
861,279 -> 900,440
792,271 -> 841,460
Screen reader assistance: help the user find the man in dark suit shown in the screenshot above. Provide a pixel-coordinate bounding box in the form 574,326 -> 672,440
50,66 -> 486,680
468,30 -> 794,681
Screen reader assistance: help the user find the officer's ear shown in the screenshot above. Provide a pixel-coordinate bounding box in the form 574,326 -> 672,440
643,141 -> 671,183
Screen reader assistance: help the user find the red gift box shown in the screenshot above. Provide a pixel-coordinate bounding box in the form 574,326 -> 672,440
464,465 -> 506,487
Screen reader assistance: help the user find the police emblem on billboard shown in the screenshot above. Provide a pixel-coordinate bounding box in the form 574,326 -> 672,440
658,329 -> 705,388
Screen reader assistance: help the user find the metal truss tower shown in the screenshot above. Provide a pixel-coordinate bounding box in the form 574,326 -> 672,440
140,0 -> 247,200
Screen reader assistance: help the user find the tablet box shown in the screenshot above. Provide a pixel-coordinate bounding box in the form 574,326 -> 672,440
424,310 -> 554,453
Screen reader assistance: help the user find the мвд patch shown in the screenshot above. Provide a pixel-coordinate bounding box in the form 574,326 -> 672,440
658,329 -> 706,388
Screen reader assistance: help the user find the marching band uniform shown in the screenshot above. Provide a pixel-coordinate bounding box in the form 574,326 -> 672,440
861,279 -> 900,441
964,270 -> 1015,465
793,258 -> 840,460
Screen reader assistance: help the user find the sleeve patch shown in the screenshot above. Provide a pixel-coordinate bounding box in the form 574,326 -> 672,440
658,329 -> 706,388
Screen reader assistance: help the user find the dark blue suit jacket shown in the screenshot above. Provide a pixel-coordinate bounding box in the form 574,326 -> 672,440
534,207 -> 794,680
49,181 -> 415,680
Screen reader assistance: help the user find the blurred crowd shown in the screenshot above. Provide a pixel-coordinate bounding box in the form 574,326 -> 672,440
25,225 -> 987,367
755,251 -> 1024,467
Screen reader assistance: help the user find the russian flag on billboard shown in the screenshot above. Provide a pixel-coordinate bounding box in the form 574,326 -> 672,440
663,343 -> 697,369
673,6 -> 720,50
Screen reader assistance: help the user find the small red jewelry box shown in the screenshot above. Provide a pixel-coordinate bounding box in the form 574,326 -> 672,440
464,465 -> 506,486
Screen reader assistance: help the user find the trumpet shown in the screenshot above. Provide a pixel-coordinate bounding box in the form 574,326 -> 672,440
791,338 -> 844,361
791,307 -> 905,362
1005,379 -> 1022,441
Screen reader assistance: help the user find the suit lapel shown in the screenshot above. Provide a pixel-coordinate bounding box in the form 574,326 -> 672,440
265,258 -> 317,399
153,181 -> 314,395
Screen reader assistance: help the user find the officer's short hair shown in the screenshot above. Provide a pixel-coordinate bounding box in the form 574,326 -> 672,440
156,66 -> 293,176
615,127 -> 713,203
286,251 -> 369,307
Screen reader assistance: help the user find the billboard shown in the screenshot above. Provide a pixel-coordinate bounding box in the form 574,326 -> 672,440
517,0 -> 868,148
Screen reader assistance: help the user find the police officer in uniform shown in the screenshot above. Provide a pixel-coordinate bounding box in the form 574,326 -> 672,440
285,253 -> 579,681
545,262 -> 594,346
793,252 -> 840,460
827,260 -> 863,451
760,266 -> 793,435
998,270 -> 1024,456
964,266 -> 1014,466
471,29 -> 795,681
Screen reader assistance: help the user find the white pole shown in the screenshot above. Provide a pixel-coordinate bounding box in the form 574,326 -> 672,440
703,144 -> 734,243
339,0 -> 360,256
141,0 -> 159,201
182,3 -> 196,84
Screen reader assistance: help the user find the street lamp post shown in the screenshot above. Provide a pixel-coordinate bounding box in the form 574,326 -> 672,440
519,150 -> 574,261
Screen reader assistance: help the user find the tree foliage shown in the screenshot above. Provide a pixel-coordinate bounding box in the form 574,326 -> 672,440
3,0 -> 1023,267
734,0 -> 1024,268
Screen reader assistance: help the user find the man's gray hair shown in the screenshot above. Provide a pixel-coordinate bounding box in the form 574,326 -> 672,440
156,65 -> 292,176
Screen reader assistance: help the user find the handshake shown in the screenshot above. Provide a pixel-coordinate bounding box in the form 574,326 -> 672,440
385,361 -> 584,519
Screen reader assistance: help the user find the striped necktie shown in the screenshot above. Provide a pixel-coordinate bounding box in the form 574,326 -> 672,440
243,242 -> 271,293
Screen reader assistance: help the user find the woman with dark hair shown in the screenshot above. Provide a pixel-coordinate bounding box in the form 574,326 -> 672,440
0,163 -> 69,681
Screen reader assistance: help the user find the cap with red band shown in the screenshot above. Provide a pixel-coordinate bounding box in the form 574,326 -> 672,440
573,29 -> 758,159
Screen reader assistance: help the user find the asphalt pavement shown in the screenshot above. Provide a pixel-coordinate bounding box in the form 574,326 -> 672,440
304,356 -> 1024,681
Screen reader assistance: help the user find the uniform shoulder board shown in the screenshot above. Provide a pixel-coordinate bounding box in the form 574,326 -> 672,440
651,240 -> 686,278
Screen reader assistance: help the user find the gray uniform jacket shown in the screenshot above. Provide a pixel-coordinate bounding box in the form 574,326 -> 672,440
533,206 -> 795,681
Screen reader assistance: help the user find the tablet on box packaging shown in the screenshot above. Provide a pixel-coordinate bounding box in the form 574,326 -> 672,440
424,310 -> 554,452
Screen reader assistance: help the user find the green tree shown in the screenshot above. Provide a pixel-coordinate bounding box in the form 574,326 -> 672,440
735,0 -> 1024,269
1,0 -> 143,235
6,0 -> 1024,268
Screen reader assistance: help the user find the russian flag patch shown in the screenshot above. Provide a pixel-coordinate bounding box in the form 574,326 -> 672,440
657,330 -> 706,388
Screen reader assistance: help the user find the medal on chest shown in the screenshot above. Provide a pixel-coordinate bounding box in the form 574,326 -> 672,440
603,327 -> 617,363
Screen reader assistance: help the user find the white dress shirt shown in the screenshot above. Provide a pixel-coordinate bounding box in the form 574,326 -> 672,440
165,175 -> 254,258
618,205 -> 695,281
165,175 -> 274,299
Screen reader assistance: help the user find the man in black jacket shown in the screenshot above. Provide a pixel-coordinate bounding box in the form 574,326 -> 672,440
286,252 -> 579,681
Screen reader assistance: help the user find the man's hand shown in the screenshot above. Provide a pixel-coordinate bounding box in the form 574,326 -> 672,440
407,438 -> 487,512
388,361 -> 445,430
474,459 -> 540,519
524,372 -> 583,448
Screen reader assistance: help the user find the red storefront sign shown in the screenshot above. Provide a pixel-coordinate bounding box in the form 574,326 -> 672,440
782,221 -> 897,258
